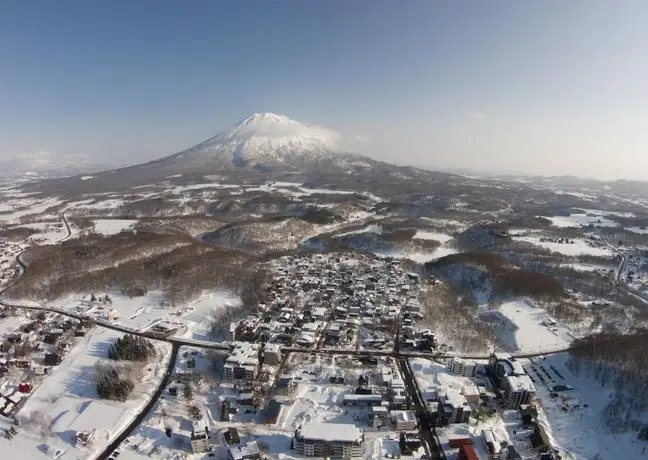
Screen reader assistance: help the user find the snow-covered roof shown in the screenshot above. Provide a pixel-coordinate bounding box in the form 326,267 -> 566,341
229,440 -> 261,460
505,375 -> 536,393
298,422 -> 362,443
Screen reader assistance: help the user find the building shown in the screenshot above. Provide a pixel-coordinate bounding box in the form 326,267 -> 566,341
224,342 -> 261,380
449,357 -> 478,377
458,444 -> 479,460
343,394 -> 383,407
481,430 -> 501,457
462,384 -> 481,405
502,375 -> 536,409
439,391 -> 471,424
391,410 -> 417,430
229,440 -> 262,460
371,406 -> 390,428
294,423 -> 365,458
263,343 -> 282,365
190,429 -> 209,454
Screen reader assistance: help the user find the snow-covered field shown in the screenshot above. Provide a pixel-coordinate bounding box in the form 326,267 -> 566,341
56,290 -> 239,340
413,230 -> 453,243
0,327 -> 171,460
480,299 -> 572,353
92,219 -> 138,236
527,353 -> 647,460
543,213 -> 619,228
513,235 -> 613,257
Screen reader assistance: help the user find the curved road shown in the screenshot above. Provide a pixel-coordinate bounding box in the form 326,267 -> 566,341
94,344 -> 180,460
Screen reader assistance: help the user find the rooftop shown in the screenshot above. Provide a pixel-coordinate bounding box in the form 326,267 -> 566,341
505,374 -> 536,393
297,422 -> 362,443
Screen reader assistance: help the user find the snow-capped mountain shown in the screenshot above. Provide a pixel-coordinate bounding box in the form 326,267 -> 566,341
157,112 -> 350,171
25,112 -> 456,196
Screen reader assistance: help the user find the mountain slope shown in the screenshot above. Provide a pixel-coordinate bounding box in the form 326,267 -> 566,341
21,112 -> 459,197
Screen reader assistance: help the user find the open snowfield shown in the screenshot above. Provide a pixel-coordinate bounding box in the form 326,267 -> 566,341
92,219 -> 138,236
513,236 -> 613,257
526,353 -> 647,460
543,213 -> 619,228
0,197 -> 63,223
627,226 -> 648,235
409,358 -> 482,394
480,299 -> 572,353
0,327 -> 171,460
56,290 -> 240,339
413,230 -> 453,243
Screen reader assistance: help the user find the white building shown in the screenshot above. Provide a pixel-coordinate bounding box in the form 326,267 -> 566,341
293,422 -> 365,458
502,375 -> 536,409
224,342 -> 261,380
449,357 -> 478,377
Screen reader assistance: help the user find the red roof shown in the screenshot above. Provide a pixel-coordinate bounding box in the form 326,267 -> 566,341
458,444 -> 479,460
449,437 -> 474,448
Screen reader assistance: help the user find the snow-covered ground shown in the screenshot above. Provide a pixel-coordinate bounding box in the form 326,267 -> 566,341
56,290 -> 239,339
413,230 -> 453,243
92,219 -> 138,236
513,235 -> 613,257
543,213 -> 619,228
0,327 -> 172,460
526,353 -> 648,460
480,299 -> 572,353
0,197 -> 63,223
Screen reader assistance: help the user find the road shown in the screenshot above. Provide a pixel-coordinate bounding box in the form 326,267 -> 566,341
398,358 -> 442,459
94,343 -> 180,460
593,224 -> 648,304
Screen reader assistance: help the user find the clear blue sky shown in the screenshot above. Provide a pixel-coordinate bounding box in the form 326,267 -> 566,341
1,0 -> 647,179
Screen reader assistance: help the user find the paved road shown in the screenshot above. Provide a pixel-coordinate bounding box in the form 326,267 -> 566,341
593,224 -> 648,304
397,357 -> 442,459
94,343 -> 180,460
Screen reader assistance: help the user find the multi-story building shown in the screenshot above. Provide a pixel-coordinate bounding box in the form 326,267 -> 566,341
223,342 -> 261,381
263,343 -> 282,365
293,422 -> 365,458
449,357 -> 478,377
502,375 -> 536,409
438,390 -> 472,425
190,428 -> 209,454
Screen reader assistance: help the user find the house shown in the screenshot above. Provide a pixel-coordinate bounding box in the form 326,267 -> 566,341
229,440 -> 262,460
293,422 -> 365,458
224,427 -> 241,445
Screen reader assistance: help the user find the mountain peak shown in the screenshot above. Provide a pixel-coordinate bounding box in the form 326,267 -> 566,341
237,112 -> 293,126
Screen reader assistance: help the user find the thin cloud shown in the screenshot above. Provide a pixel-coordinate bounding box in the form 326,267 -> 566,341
466,112 -> 486,121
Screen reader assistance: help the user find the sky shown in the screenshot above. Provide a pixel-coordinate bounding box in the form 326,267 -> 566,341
1,0 -> 647,180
